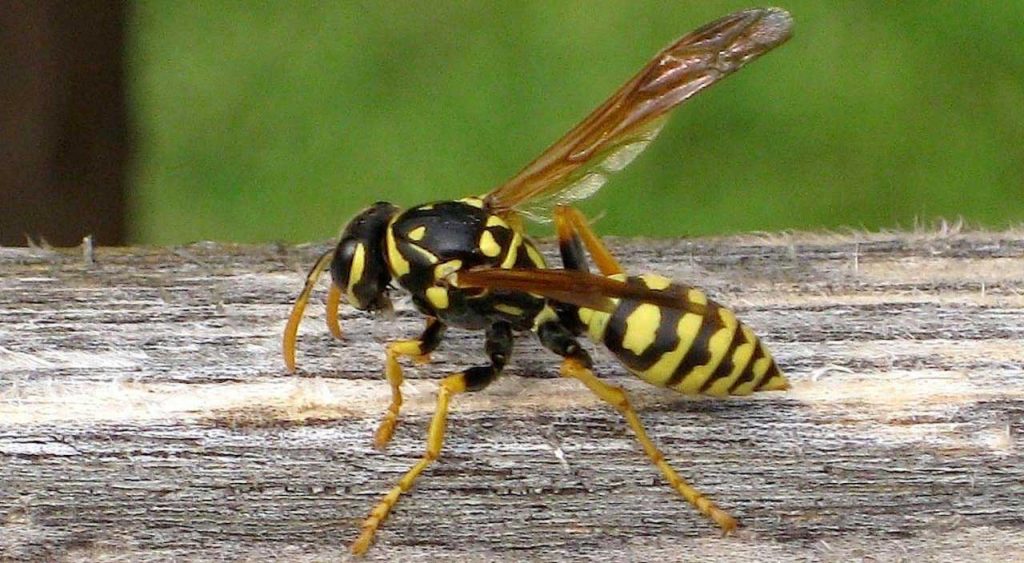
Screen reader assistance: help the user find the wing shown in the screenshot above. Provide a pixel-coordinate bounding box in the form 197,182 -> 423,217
454,268 -> 705,316
482,8 -> 793,221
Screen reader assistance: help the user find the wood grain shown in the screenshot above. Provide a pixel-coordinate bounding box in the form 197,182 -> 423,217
1,230 -> 1022,562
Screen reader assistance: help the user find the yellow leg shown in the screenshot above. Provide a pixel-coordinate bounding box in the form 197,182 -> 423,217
375,340 -> 428,449
375,318 -> 443,449
352,372 -> 468,556
554,205 -> 624,276
560,358 -> 739,533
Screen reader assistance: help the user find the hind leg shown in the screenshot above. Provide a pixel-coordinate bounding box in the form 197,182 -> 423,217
535,313 -> 737,533
559,356 -> 738,533
554,205 -> 624,275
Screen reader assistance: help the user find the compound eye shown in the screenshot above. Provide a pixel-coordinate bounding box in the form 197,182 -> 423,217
332,238 -> 389,311
330,201 -> 398,311
329,239 -> 358,292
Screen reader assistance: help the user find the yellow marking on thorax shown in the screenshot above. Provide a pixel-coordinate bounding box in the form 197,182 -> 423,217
405,242 -> 439,265
486,215 -> 508,229
622,304 -> 661,356
479,230 -> 502,257
634,311 -> 702,387
639,274 -> 672,290
672,308 -> 738,394
459,197 -> 485,208
500,231 -> 521,268
494,303 -> 523,316
426,287 -> 449,310
704,324 -> 758,397
386,223 -> 411,278
524,241 -> 547,268
433,259 -> 463,281
407,226 -> 426,241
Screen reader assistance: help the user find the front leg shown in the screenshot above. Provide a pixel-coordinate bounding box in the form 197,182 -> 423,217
376,317 -> 445,449
352,321 -> 512,555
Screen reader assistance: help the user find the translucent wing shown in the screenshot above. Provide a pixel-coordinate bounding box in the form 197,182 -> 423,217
482,8 -> 793,221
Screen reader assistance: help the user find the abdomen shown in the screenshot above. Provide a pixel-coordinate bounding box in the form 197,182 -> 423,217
579,274 -> 788,396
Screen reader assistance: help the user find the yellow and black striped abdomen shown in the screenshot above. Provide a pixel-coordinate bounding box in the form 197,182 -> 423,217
579,274 -> 787,397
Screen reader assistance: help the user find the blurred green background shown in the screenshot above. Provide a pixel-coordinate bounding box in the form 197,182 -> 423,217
128,1 -> 1024,244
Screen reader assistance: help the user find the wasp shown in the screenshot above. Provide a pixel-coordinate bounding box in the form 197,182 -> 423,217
282,8 -> 793,555
455,203 -> 789,525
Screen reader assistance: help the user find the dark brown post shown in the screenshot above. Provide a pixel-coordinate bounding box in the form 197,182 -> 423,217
0,0 -> 128,246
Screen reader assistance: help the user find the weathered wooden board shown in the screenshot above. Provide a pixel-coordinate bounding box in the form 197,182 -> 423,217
1,230 -> 1022,562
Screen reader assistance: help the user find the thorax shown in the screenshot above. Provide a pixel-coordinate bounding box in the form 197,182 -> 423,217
384,197 -> 549,330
